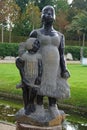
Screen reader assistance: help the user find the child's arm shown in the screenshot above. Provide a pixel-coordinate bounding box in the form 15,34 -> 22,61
34,59 -> 43,85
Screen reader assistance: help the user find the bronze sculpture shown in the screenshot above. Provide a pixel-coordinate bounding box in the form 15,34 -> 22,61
16,5 -> 70,128
16,38 -> 43,115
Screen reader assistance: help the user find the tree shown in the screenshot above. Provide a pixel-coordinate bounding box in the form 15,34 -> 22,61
67,11 -> 87,58
67,11 -> 87,34
0,0 -> 6,43
54,11 -> 69,33
13,3 -> 41,36
15,0 -> 45,12
0,0 -> 21,43
55,0 -> 69,12
54,0 -> 69,33
72,0 -> 87,11
38,0 -> 54,10
26,3 -> 41,30
0,0 -> 6,23
15,0 -> 29,13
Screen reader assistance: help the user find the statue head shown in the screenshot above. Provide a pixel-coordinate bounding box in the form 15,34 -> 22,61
25,38 -> 40,53
41,5 -> 56,24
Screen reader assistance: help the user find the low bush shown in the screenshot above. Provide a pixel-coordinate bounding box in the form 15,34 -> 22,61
0,43 -> 19,58
65,46 -> 87,60
65,46 -> 80,60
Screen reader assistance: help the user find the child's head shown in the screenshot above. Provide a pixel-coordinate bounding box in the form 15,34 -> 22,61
25,38 -> 40,53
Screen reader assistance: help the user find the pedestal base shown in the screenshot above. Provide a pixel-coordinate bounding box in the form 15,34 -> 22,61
15,108 -> 65,127
16,123 -> 62,130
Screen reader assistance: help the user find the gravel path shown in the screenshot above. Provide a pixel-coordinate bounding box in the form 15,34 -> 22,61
0,122 -> 16,130
0,60 -> 15,63
0,59 -> 80,64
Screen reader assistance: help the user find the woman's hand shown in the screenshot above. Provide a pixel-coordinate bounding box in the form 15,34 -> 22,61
61,70 -> 70,79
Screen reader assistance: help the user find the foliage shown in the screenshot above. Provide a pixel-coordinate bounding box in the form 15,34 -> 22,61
65,46 -> 87,60
54,0 -> 70,33
25,3 -> 41,30
13,3 -> 41,36
0,43 -> 18,57
72,0 -> 87,11
15,0 -> 29,13
0,0 -> 21,25
15,0 -> 55,12
65,46 -> 81,60
67,7 -> 77,23
0,0 -> 6,23
38,0 -> 55,10
0,30 -> 28,43
66,10 -> 87,45
1,0 -> 87,42
55,0 -> 69,12
67,11 -> 87,33
54,11 -> 69,33
0,0 -> 21,43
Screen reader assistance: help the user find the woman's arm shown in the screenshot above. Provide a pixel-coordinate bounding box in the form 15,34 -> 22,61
59,34 -> 70,79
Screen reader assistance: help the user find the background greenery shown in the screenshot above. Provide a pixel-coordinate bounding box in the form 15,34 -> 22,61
0,43 -> 18,58
0,0 -> 87,45
0,43 -> 87,60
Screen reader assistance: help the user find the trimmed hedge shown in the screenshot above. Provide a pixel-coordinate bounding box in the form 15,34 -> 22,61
0,43 -> 19,58
65,46 -> 87,60
65,46 -> 80,60
0,43 -> 87,60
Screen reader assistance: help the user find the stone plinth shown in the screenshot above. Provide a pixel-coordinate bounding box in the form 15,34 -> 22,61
16,123 -> 62,130
15,108 -> 65,127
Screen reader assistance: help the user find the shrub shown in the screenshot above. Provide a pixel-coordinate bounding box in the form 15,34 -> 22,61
0,43 -> 19,58
65,46 -> 87,60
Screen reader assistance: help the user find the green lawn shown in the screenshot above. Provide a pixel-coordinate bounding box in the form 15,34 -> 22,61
0,63 -> 87,108
61,64 -> 87,108
0,63 -> 21,95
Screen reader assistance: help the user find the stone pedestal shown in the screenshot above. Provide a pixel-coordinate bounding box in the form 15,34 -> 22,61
15,108 -> 65,126
16,123 -> 62,130
15,107 -> 65,130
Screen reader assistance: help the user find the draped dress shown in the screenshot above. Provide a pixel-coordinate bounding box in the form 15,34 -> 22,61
35,30 -> 70,99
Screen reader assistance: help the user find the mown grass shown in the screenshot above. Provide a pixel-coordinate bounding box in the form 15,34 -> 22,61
0,63 -> 21,95
0,63 -> 87,108
60,64 -> 87,108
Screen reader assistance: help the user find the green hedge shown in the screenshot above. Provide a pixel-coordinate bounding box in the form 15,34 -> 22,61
65,46 -> 87,60
65,46 -> 80,60
0,43 -> 87,60
0,43 -> 19,58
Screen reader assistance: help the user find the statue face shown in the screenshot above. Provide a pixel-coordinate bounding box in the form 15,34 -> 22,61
28,39 -> 40,53
41,6 -> 55,23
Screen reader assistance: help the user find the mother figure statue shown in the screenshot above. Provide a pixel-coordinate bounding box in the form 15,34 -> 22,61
29,5 -> 70,117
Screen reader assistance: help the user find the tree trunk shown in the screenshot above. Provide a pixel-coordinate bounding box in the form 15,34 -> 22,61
1,24 -> 4,43
80,33 -> 85,61
9,24 -> 12,43
9,30 -> 11,43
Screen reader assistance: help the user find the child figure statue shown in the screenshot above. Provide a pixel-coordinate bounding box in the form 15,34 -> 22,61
16,38 -> 42,115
